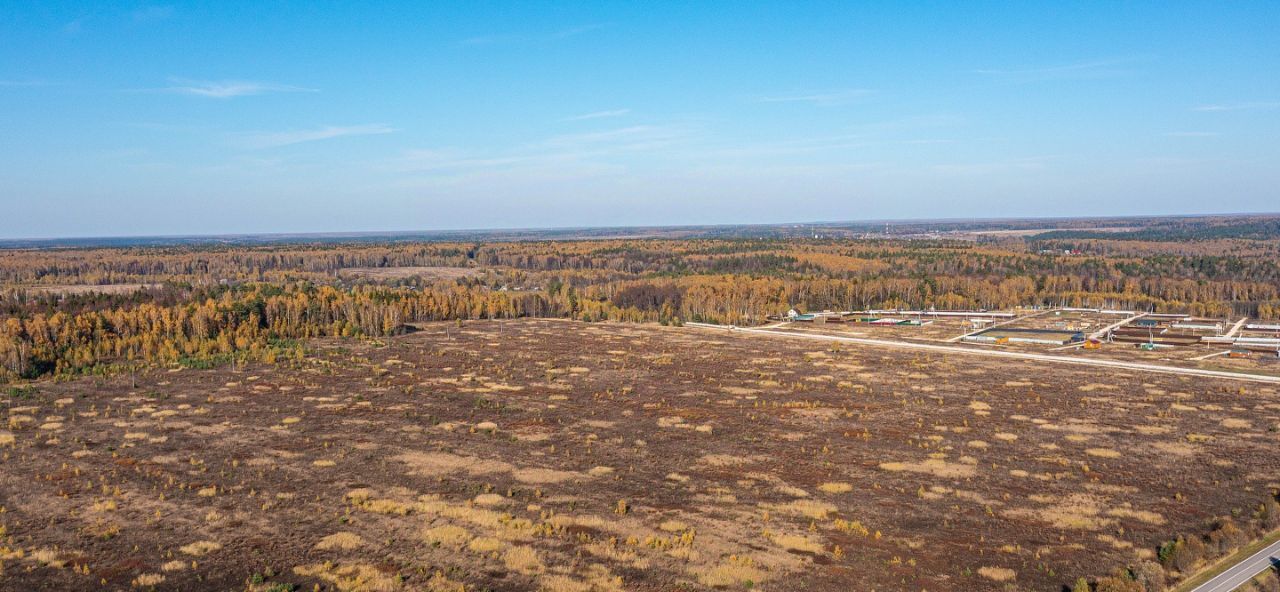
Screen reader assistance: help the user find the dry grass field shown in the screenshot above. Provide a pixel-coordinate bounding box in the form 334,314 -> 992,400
16,284 -> 162,296
336,267 -> 482,281
2,319 -> 1279,591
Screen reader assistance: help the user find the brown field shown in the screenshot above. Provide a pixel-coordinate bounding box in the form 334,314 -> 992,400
12,283 -> 162,296
336,266 -> 483,281
2,319 -> 1279,591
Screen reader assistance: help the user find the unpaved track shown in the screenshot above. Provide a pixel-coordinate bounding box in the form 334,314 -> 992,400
686,323 -> 1280,384
1091,312 -> 1147,341
946,309 -> 1052,342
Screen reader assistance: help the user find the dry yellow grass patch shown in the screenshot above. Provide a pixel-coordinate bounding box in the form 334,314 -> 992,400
281,416 -> 301,424
659,520 -> 689,532
473,493 -> 506,506
969,401 -> 991,411
1153,441 -> 1196,456
424,571 -> 467,592
312,459 -> 336,467
978,566 -> 1016,582
179,540 -> 222,556
512,467 -> 581,484
396,450 -> 511,477
696,558 -> 768,588
467,536 -> 504,554
657,416 -> 686,428
1221,418 -> 1252,429
345,488 -> 374,503
775,484 -> 808,497
474,421 -> 498,431
160,560 -> 188,572
133,573 -> 166,587
31,548 -> 65,567
699,453 -> 752,467
994,432 -> 1018,441
818,482 -> 852,494
360,498 -> 412,515
1106,507 -> 1166,525
316,532 -> 365,551
879,458 -> 976,478
1085,448 -> 1121,458
768,499 -> 837,519
0,431 -> 15,446
587,466 -> 615,477
38,422 -> 63,430
1005,494 -> 1114,530
197,486 -> 217,497
772,533 -> 824,554
294,562 -> 401,592
423,525 -> 471,548
503,545 -> 544,574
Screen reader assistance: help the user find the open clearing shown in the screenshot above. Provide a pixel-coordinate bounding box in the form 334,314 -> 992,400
336,266 -> 482,281
2,319 -> 1279,591
11,283 -> 162,296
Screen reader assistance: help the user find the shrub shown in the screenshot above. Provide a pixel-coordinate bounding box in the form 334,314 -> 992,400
1130,560 -> 1166,592
1095,568 -> 1144,592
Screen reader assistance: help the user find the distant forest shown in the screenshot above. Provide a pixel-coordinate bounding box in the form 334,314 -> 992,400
3,213 -> 1280,381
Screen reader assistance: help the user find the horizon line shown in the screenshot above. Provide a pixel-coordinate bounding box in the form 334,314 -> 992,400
2,211 -> 1278,245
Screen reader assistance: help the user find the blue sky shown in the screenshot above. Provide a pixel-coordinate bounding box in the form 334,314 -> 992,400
1,1 -> 1277,238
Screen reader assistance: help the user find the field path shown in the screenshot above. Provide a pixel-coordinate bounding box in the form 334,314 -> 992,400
1091,312 -> 1147,341
686,323 -> 1280,384
946,308 -> 1054,343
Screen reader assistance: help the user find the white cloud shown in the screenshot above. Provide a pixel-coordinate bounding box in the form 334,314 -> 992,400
756,89 -> 873,106
238,124 -> 397,149
160,79 -> 316,98
564,109 -> 631,121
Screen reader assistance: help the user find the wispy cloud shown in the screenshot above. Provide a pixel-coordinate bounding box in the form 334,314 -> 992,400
972,57 -> 1147,81
158,78 -> 317,99
132,5 -> 174,22
0,80 -> 54,88
462,23 -> 609,46
386,123 -> 696,177
1192,101 -> 1279,112
238,124 -> 396,149
931,156 -> 1054,176
1163,131 -> 1220,137
564,109 -> 631,121
541,125 -> 691,152
756,89 -> 873,106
